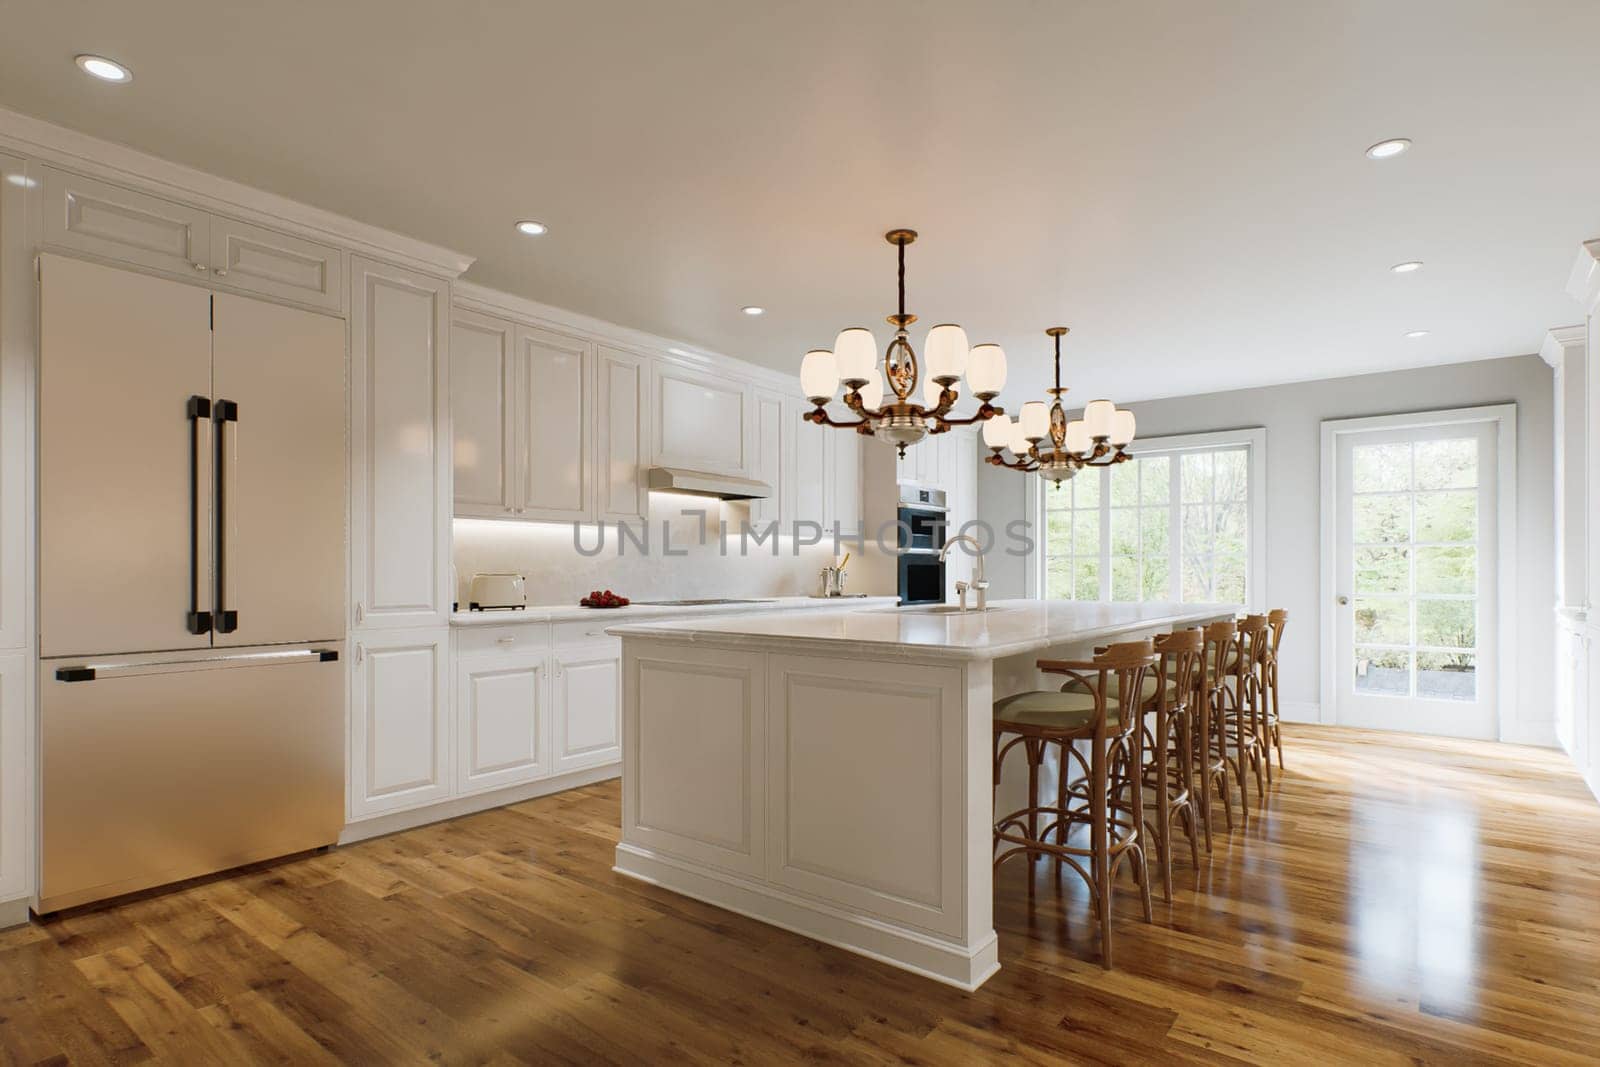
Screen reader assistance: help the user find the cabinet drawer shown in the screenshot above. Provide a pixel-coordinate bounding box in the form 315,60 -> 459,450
42,167 -> 209,277
210,216 -> 344,312
552,620 -> 620,646
455,623 -> 550,656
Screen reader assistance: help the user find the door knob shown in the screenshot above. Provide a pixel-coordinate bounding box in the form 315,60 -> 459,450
1337,595 -> 1349,606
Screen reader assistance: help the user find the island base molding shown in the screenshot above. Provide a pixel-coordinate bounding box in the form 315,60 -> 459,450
614,843 -> 1001,991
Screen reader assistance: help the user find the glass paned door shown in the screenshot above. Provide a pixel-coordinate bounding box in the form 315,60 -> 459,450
1333,420 -> 1498,738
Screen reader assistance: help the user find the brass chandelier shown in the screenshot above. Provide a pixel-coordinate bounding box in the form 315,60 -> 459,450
799,229 -> 1007,456
983,327 -> 1136,486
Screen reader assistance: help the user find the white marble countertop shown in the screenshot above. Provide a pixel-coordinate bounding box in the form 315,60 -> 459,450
607,599 -> 1241,661
450,594 -> 898,627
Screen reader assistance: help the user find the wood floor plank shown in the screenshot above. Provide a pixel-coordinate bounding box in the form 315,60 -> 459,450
3,724 -> 1600,1064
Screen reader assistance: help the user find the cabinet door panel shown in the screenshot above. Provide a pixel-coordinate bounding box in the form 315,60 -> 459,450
451,312 -> 515,517
653,363 -> 750,475
350,629 -> 450,818
0,653 -> 25,902
350,257 -> 450,630
456,649 -> 548,795
598,346 -> 648,522
517,327 -> 593,521
0,153 -> 26,651
791,401 -> 830,527
210,216 -> 343,311
42,167 -> 209,277
832,430 -> 861,535
554,642 -> 621,772
751,391 -> 787,529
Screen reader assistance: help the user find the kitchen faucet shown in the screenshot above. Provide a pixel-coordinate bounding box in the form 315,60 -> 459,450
940,534 -> 989,612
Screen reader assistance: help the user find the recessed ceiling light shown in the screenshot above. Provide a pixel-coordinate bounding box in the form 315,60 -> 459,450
514,220 -> 548,236
1390,261 -> 1423,273
75,54 -> 132,83
1365,138 -> 1411,160
1404,330 -> 1430,339
741,306 -> 765,316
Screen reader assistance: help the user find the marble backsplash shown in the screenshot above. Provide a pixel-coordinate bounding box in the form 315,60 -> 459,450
452,492 -> 871,606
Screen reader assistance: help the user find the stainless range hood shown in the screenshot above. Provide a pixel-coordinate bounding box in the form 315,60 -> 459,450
647,466 -> 771,500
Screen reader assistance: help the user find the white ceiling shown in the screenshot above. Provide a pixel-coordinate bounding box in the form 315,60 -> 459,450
1,1 -> 1596,406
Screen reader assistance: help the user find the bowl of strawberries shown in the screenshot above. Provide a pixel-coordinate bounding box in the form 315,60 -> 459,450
579,589 -> 629,609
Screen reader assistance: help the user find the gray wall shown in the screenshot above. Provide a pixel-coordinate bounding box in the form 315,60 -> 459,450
977,354 -> 1555,741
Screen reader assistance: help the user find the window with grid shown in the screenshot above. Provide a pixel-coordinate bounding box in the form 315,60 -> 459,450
1041,431 -> 1259,605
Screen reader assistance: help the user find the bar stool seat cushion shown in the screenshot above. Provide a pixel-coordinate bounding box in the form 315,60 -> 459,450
994,675 -> 1176,729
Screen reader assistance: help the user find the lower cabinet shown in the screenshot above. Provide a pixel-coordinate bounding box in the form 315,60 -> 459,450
553,640 -> 623,773
348,622 -> 623,827
0,653 -> 27,905
456,646 -> 549,795
349,628 -> 452,819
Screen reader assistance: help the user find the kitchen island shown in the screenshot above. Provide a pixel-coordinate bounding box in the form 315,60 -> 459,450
608,599 -> 1236,991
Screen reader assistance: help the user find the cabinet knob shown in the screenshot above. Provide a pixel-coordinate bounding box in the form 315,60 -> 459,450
214,268 -> 228,277
496,636 -> 515,646
192,262 -> 208,272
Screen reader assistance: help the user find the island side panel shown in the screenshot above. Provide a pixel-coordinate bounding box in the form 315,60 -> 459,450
620,639 -> 768,878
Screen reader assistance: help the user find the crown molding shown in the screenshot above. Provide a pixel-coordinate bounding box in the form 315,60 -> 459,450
0,105 -> 474,279
453,280 -> 799,390
1566,238 -> 1600,313
1539,324 -> 1586,368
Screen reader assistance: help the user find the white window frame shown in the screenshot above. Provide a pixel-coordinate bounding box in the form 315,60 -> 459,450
1318,404 -> 1517,739
1033,427 -> 1267,610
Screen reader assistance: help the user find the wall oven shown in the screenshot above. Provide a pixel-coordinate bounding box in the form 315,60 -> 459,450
897,486 -> 947,605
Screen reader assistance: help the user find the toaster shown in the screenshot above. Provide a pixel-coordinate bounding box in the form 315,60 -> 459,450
468,572 -> 527,611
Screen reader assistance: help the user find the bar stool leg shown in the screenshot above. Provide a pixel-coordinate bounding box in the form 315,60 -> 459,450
1152,704 -> 1173,904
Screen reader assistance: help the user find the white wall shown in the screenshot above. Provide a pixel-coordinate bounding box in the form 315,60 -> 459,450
454,492 -> 839,607
978,354 -> 1556,741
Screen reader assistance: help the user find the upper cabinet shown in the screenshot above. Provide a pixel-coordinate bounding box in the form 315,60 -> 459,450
832,430 -> 862,534
517,327 -> 593,522
597,346 -> 649,522
652,361 -> 751,477
751,391 -> 789,529
350,256 -> 452,631
790,400 -> 830,527
40,166 -> 343,312
450,311 -> 516,519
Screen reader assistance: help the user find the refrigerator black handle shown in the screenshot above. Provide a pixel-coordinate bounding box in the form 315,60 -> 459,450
185,395 -> 213,635
213,398 -> 239,634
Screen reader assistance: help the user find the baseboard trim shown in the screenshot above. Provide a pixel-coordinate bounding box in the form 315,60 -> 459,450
1501,721 -> 1558,748
339,763 -> 619,845
0,897 -> 30,929
1281,700 -> 1321,724
613,842 -> 1000,993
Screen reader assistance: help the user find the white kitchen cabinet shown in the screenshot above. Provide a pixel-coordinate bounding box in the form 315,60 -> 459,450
350,256 -> 452,631
209,215 -> 343,312
553,639 -> 623,773
597,345 -> 650,523
41,166 -> 210,278
832,429 -> 862,535
455,645 -> 550,795
451,311 -> 516,518
0,152 -> 27,653
41,167 -> 344,313
350,628 -> 452,819
0,653 -> 25,905
791,399 -> 830,528
751,390 -> 789,529
653,360 -> 752,476
517,326 -> 594,521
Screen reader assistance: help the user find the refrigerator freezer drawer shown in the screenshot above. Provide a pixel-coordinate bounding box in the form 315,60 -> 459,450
40,643 -> 345,913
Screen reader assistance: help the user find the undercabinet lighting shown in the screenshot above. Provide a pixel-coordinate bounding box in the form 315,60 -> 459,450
741,306 -> 765,316
4,173 -> 36,189
75,54 -> 132,83
1390,261 -> 1423,273
667,347 -> 694,357
1365,138 -> 1411,160
514,220 -> 548,236
1404,330 -> 1430,339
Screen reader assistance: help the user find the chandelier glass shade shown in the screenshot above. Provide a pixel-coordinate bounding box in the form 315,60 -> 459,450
985,327 -> 1136,486
800,230 -> 1006,456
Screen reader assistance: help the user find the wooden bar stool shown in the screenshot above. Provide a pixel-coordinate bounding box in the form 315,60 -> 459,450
1194,620 -> 1236,846
1229,614 -> 1270,812
1262,609 -> 1288,775
1049,630 -> 1204,901
993,640 -> 1156,969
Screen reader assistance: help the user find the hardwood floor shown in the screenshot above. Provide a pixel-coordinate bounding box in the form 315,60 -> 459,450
2,724 -> 1598,1065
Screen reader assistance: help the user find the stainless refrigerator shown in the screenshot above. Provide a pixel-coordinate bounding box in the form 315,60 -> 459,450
38,254 -> 347,913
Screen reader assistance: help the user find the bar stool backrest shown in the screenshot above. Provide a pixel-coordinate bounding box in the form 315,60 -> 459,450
1153,628 -> 1204,709
1267,609 -> 1288,657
